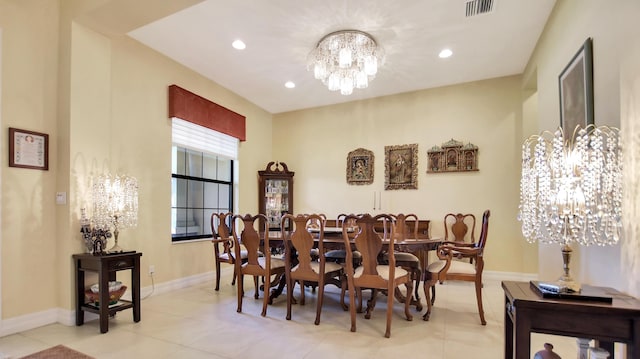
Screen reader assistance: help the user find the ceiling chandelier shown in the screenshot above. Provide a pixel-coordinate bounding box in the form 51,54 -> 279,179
307,30 -> 385,95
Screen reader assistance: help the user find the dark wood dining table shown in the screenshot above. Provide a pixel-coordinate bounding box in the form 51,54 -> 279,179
264,229 -> 442,310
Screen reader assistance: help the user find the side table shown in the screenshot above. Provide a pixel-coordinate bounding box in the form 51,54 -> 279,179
502,281 -> 640,359
73,252 -> 142,333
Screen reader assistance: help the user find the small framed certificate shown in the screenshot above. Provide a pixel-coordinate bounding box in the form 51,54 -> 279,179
9,127 -> 49,170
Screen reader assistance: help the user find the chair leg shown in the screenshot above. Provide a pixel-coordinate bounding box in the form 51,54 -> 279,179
261,273 -> 270,317
253,276 -> 260,299
315,281 -> 325,325
340,275 -> 349,311
431,284 -> 437,305
236,274 -> 243,313
286,276 -> 294,320
413,268 -> 421,304
423,281 -> 433,321
214,260 -> 222,291
299,280 -> 306,306
475,277 -> 486,325
404,281 -> 413,322
231,266 -> 237,286
348,281 -> 357,332
385,290 -> 393,338
364,289 -> 378,320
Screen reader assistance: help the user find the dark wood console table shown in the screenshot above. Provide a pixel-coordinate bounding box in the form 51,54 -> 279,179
502,281 -> 640,359
73,252 -> 142,333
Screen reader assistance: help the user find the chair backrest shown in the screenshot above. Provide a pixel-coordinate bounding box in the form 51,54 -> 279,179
211,212 -> 233,256
390,213 -> 419,240
342,213 -> 396,288
231,214 -> 270,272
476,210 -> 490,254
338,213 -> 360,238
305,213 -> 326,230
282,214 -> 326,280
444,213 -> 476,243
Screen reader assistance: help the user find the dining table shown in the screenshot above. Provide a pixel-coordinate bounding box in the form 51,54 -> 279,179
264,229 -> 442,311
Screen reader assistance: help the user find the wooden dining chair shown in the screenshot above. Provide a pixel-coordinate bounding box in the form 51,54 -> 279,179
427,209 -> 491,325
211,212 -> 247,291
384,213 -> 422,309
444,212 -> 477,263
342,213 -> 413,338
231,213 -> 286,317
422,243 -> 454,321
325,213 -> 361,267
281,214 -> 344,325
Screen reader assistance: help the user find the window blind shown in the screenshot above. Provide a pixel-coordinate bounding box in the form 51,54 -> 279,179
171,117 -> 238,160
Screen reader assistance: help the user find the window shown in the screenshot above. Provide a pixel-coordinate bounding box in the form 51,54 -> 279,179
171,118 -> 237,242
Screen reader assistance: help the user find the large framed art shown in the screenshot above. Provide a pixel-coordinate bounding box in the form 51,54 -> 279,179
559,38 -> 594,140
384,144 -> 418,190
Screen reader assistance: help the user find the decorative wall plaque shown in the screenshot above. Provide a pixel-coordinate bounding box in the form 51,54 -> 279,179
346,148 -> 374,185
385,143 -> 418,190
427,139 -> 478,173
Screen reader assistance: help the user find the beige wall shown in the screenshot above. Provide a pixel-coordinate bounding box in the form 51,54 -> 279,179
272,75 -> 537,274
523,0 -> 640,295
0,0 -> 272,321
0,0 -> 60,318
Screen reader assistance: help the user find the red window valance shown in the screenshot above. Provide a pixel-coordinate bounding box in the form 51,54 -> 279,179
168,84 -> 246,141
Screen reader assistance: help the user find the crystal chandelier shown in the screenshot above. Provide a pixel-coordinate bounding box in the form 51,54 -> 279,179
307,30 -> 384,95
92,173 -> 139,253
518,125 -> 622,293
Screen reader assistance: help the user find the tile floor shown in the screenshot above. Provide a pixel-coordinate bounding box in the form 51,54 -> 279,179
0,268 -> 579,358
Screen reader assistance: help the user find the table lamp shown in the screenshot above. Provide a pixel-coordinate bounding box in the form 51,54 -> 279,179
92,173 -> 139,253
518,125 -> 622,293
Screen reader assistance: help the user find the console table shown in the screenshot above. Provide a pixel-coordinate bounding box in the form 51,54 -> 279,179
502,281 -> 640,359
73,252 -> 142,333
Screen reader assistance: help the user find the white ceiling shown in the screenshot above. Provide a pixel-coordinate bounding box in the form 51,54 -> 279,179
127,0 -> 556,114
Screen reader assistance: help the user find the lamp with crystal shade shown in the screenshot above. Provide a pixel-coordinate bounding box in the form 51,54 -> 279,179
92,173 -> 138,253
518,125 -> 622,293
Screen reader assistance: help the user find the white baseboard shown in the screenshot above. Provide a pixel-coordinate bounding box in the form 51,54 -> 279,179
0,269 -> 528,337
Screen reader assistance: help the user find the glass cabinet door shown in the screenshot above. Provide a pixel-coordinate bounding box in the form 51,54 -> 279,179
258,162 -> 294,230
264,179 -> 290,228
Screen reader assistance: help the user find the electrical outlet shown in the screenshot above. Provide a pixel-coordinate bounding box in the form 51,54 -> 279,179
149,265 -> 155,276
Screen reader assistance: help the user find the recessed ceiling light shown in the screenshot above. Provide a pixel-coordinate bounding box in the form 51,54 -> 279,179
439,48 -> 453,58
232,40 -> 246,50
285,81 -> 295,89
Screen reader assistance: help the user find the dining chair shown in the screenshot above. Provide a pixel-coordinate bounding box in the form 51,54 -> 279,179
421,242 -> 454,321
231,213 -> 286,317
307,213 -> 326,262
428,209 -> 491,324
211,212 -> 247,291
281,213 -> 344,325
325,213 -> 361,267
383,213 -> 422,309
444,212 -> 477,263
341,213 -> 413,338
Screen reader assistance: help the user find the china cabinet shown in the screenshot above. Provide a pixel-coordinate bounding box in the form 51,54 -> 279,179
258,162 -> 294,230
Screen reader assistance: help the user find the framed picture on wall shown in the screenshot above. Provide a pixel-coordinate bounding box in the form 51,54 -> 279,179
8,127 -> 49,170
384,143 -> 418,190
346,148 -> 374,185
559,37 -> 594,140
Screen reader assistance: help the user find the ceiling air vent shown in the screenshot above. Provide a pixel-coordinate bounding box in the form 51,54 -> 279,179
466,0 -> 494,17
